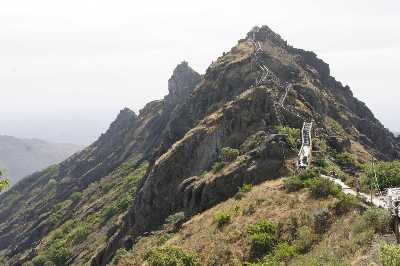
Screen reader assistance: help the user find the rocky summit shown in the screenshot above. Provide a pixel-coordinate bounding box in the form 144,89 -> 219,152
0,25 -> 399,266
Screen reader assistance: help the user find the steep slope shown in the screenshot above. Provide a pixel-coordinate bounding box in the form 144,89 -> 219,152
115,178 -> 395,266
92,26 -> 400,265
0,25 -> 398,266
0,136 -> 82,184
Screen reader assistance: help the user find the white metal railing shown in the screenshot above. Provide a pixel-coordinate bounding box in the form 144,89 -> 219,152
249,29 -> 313,169
298,122 -> 313,168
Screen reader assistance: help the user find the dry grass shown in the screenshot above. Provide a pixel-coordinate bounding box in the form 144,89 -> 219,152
116,179 -> 335,265
350,140 -> 372,164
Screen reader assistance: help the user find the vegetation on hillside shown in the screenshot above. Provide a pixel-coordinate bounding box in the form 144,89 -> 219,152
112,176 -> 395,266
276,126 -> 301,150
23,160 -> 148,266
360,160 -> 400,190
0,170 -> 10,192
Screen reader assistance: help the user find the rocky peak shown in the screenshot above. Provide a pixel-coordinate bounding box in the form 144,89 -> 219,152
103,108 -> 137,138
165,61 -> 201,107
246,25 -> 287,47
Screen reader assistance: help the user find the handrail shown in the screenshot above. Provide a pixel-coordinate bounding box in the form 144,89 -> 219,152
249,30 -> 313,169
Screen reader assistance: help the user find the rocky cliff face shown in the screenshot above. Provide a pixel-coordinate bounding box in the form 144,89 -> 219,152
0,25 -> 398,266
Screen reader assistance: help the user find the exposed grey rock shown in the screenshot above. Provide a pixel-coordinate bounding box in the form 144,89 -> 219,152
164,61 -> 201,107
327,136 -> 351,152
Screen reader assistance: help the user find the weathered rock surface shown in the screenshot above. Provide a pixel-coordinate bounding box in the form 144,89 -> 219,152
0,25 -> 399,266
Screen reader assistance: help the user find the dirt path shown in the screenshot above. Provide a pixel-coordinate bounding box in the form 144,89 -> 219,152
321,174 -> 387,209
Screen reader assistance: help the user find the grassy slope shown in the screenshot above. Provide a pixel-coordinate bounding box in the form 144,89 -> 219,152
20,158 -> 148,266
114,178 -> 395,266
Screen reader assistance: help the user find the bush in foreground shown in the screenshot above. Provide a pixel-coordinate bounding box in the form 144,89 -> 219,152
298,168 -> 319,181
214,212 -> 231,228
380,243 -> 400,266
331,192 -> 359,215
353,207 -> 392,234
144,246 -> 200,266
247,219 -> 277,258
306,178 -> 340,198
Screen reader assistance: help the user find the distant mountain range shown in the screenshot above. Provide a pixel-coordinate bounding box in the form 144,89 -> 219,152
0,135 -> 83,184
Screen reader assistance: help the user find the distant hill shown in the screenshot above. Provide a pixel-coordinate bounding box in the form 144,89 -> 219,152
0,135 -> 83,184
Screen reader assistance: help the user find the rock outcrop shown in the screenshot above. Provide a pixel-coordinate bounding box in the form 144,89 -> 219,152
0,25 -> 399,266
165,61 -> 201,107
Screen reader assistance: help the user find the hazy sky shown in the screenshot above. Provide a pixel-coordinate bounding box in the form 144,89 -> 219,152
0,0 -> 399,145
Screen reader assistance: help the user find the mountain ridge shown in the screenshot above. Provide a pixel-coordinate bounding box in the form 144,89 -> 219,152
0,25 -> 398,265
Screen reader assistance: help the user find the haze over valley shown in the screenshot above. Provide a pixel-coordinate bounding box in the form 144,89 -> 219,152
0,135 -> 83,184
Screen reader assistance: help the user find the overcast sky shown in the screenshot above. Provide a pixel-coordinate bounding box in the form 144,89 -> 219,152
0,0 -> 399,145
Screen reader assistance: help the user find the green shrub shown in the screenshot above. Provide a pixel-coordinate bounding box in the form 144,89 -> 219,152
248,219 -> 276,235
248,220 -> 277,258
111,248 -> 129,265
380,243 -> 400,266
273,243 -> 297,264
283,177 -> 304,192
48,210 -> 64,226
69,191 -> 82,202
117,195 -> 132,211
250,233 -> 276,259
331,193 -> 359,215
276,126 -> 301,150
31,255 -> 48,266
214,212 -> 231,228
312,208 -> 332,234
103,205 -> 119,221
144,246 -> 200,266
354,207 -> 391,234
157,234 -> 172,245
212,162 -> 225,173
47,240 -> 72,266
0,177 -> 10,192
298,168 -> 319,181
362,160 -> 400,190
47,178 -> 57,189
66,222 -> 91,245
335,152 -> 357,167
221,147 -> 240,162
315,158 -> 328,168
283,215 -> 299,242
306,178 -> 340,198
239,183 -> 253,193
293,226 -> 316,253
326,117 -> 345,136
351,228 -> 374,247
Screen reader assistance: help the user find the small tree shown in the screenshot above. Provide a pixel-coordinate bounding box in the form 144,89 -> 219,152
276,126 -> 301,150
220,147 -> 240,162
0,170 -> 10,192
